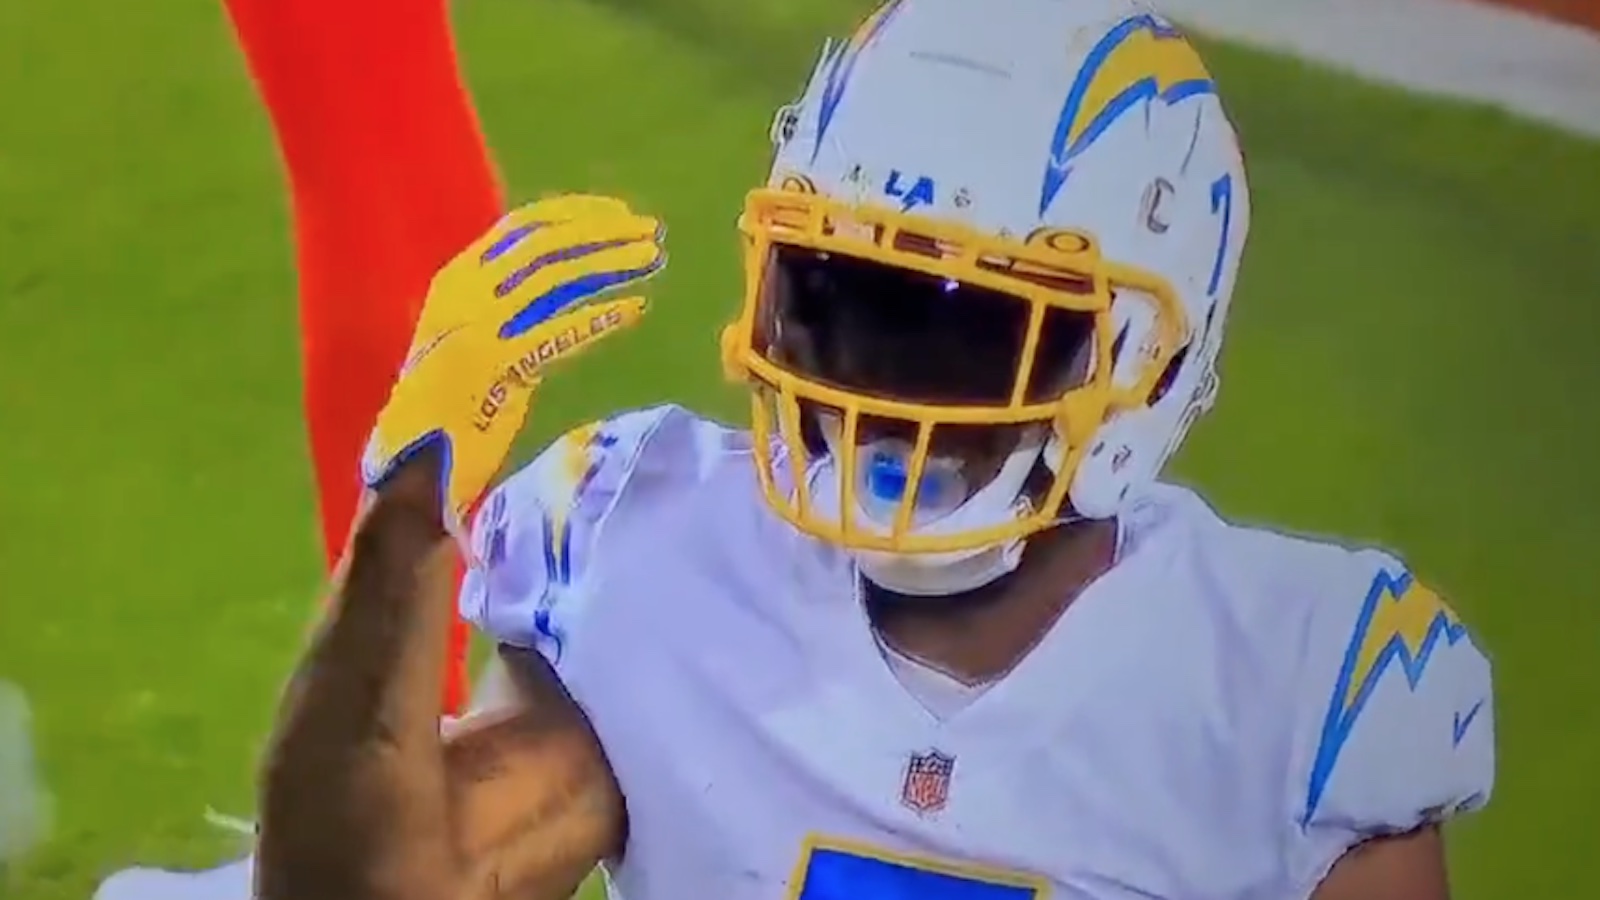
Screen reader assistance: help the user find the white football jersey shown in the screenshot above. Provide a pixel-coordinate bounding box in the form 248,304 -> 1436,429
461,404 -> 1494,900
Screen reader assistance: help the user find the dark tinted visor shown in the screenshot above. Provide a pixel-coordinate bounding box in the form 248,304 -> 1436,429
753,245 -> 1096,406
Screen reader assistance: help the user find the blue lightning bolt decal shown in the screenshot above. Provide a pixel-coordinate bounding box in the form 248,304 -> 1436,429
1302,568 -> 1471,823
539,422 -> 619,587
1039,14 -> 1213,215
811,0 -> 905,162
526,422 -> 621,663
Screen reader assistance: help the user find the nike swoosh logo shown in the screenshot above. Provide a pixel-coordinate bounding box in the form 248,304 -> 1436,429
1453,700 -> 1485,746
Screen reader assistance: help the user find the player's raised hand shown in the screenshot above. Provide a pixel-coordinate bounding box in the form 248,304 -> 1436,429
361,194 -> 666,536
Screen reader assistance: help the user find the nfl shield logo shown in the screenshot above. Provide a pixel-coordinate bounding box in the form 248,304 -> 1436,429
900,749 -> 956,815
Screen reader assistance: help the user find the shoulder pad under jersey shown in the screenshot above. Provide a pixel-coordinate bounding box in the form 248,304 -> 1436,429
457,403 -> 737,666
1287,546 -> 1494,882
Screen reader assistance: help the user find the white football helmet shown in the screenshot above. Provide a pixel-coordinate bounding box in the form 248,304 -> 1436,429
721,0 -> 1250,595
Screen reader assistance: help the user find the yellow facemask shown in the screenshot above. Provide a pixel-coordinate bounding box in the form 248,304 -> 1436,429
721,184 -> 1188,554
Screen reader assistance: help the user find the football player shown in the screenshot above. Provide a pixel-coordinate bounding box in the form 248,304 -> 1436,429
255,1 -> 1495,899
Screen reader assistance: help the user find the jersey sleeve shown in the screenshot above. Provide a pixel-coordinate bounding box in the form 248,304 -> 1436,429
457,405 -> 675,669
1287,549 -> 1495,884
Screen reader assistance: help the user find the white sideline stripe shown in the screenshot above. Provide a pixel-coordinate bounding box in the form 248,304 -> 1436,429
202,807 -> 256,836
1159,0 -> 1600,139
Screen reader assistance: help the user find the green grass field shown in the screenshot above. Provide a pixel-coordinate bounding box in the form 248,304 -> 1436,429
2,0 -> 1598,897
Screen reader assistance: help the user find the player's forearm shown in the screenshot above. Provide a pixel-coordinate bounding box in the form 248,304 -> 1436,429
257,454 -> 463,900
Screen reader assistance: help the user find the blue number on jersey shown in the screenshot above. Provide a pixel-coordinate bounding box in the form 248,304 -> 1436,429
792,839 -> 1044,900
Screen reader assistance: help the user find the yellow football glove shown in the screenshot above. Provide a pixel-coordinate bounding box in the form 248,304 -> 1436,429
360,194 -> 666,535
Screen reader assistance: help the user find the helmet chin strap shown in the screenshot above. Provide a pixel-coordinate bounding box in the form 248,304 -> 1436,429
805,433 -> 1046,597
853,539 -> 1025,597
